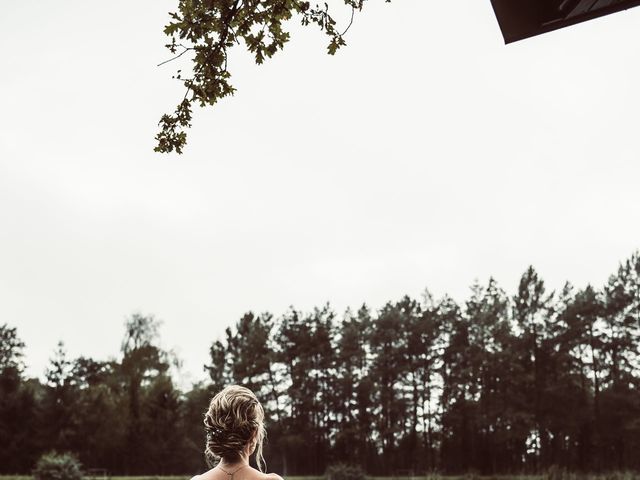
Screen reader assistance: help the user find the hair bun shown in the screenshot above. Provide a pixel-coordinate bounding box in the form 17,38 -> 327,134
203,385 -> 267,471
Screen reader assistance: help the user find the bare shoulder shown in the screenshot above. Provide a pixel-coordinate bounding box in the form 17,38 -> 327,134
264,474 -> 284,480
192,471 -> 213,480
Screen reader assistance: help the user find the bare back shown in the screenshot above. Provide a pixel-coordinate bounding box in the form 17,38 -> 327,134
193,466 -> 283,480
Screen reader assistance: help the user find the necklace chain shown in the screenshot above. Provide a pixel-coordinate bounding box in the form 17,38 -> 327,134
217,463 -> 249,477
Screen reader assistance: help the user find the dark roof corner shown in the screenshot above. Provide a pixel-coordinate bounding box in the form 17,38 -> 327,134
490,0 -> 640,43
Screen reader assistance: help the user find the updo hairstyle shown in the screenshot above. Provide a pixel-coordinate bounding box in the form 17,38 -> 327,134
204,385 -> 267,471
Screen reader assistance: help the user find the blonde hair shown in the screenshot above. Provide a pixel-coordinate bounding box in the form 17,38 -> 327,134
203,385 -> 267,472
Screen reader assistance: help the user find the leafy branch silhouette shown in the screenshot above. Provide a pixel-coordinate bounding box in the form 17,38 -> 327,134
155,0 -> 388,154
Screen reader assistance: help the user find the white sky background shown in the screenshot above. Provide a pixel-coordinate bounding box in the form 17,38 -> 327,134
1,0 -> 639,387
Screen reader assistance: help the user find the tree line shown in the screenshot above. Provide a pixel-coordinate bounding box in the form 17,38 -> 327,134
1,253 -> 639,476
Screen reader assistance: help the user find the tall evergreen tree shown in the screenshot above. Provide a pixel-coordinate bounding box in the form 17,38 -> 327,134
512,267 -> 554,470
333,305 -> 374,466
0,324 -> 38,472
120,313 -> 169,474
368,300 -> 411,474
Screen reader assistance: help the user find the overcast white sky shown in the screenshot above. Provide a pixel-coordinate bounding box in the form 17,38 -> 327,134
1,0 -> 639,386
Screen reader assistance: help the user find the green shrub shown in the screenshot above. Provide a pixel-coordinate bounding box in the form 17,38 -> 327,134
325,463 -> 366,480
545,464 -> 588,480
603,472 -> 640,480
463,469 -> 481,480
33,452 -> 83,480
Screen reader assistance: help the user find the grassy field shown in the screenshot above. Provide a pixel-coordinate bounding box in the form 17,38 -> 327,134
1,475 -> 638,480
0,477 -> 614,480
0,477 -> 325,480
0,476 -> 479,480
0,476 -> 602,480
0,476 -> 546,480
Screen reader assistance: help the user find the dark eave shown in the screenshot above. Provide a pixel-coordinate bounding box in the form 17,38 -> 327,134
490,0 -> 640,43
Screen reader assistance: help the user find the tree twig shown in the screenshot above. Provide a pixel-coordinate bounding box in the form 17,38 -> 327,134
157,46 -> 193,67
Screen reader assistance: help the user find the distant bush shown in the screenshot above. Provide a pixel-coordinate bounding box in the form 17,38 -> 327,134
603,472 -> 640,480
544,468 -> 640,480
33,452 -> 83,480
325,463 -> 366,480
464,469 -> 481,480
546,465 -> 568,480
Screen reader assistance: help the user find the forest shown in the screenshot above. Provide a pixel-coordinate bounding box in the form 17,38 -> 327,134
1,253 -> 639,476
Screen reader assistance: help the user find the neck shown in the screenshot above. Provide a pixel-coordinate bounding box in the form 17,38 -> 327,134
219,457 -> 249,468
